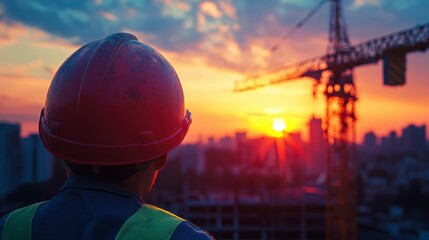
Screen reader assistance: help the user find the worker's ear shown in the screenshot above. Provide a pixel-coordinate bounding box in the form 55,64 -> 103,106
154,155 -> 168,170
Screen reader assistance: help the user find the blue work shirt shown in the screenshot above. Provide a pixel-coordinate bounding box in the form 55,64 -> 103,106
0,176 -> 213,240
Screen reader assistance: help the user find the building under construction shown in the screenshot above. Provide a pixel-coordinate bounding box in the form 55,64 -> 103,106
184,188 -> 325,240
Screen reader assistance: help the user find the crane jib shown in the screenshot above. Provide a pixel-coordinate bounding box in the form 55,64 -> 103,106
234,23 -> 429,92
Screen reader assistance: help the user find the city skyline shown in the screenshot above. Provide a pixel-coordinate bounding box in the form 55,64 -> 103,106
0,0 -> 428,143
0,117 -> 428,146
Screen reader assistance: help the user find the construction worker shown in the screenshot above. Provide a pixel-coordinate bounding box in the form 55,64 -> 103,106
0,33 -> 214,239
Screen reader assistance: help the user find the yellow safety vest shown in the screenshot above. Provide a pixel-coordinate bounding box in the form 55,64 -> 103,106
2,202 -> 184,240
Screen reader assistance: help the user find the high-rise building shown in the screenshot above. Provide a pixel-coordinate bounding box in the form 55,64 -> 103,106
21,134 -> 55,183
379,136 -> 388,154
219,136 -> 234,150
401,124 -> 426,156
388,131 -> 399,154
239,137 -> 263,168
373,130 -> 399,155
235,131 -> 247,149
0,122 -> 21,198
363,131 -> 377,155
389,131 -> 399,153
171,144 -> 206,174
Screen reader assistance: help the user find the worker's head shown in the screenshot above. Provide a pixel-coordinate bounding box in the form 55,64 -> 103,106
39,33 -> 191,194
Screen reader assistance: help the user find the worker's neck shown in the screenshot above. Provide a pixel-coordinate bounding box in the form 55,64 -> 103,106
65,166 -> 158,200
117,169 -> 158,199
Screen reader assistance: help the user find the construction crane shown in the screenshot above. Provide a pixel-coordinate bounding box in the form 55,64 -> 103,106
234,0 -> 429,239
234,23 -> 429,92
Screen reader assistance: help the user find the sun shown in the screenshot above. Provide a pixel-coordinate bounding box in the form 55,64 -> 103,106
272,118 -> 287,132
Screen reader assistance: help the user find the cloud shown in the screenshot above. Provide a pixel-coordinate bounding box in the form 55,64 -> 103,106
0,21 -> 29,46
0,60 -> 45,79
0,0 -> 427,73
352,0 -> 380,8
98,11 -> 117,21
200,1 -> 223,18
0,72 -> 29,79
218,1 -> 236,19
0,0 -> 322,71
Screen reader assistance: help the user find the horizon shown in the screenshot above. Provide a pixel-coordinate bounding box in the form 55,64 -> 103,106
2,119 -> 426,145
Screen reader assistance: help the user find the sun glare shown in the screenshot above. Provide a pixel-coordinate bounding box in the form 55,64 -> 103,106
273,118 -> 286,132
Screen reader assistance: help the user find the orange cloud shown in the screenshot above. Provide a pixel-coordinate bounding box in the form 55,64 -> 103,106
200,1 -> 222,18
0,21 -> 78,54
0,60 -> 43,76
174,1 -> 191,12
0,22 -> 29,46
99,11 -> 117,21
218,1 -> 236,19
353,0 -> 381,8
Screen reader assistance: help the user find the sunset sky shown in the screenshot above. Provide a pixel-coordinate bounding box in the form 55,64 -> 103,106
0,0 -> 428,143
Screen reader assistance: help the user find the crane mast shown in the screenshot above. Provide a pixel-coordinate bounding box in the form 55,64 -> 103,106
325,0 -> 357,239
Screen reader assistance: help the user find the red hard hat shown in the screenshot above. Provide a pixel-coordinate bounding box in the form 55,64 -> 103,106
39,33 -> 192,166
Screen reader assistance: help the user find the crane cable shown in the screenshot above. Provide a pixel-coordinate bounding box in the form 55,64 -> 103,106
248,0 -> 328,76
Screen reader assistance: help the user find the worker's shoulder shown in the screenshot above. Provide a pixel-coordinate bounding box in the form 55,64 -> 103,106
133,204 -> 215,239
171,220 -> 215,240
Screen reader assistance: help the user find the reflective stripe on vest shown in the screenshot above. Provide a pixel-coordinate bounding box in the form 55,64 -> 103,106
2,203 -> 184,240
2,202 -> 42,240
115,204 -> 184,240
